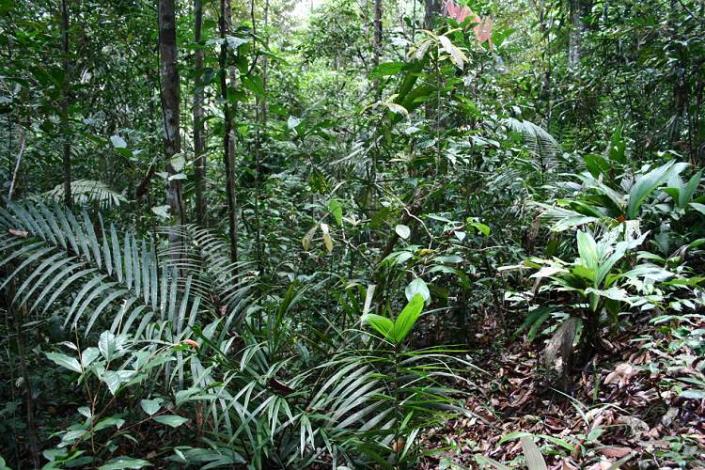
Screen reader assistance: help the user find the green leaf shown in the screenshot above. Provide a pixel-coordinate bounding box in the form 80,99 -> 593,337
689,202 -> 705,216
101,370 -> 136,396
405,278 -> 430,303
153,415 -> 189,428
242,75 -> 265,97
607,127 -> 625,163
627,161 -> 675,219
94,416 -> 126,432
110,135 -> 127,149
392,294 -> 424,343
170,154 -> 185,172
45,352 -> 82,373
520,436 -> 548,470
81,347 -> 101,368
395,224 -> 411,240
583,154 -> 611,177
98,457 -> 151,470
140,399 -> 162,416
362,313 -> 394,340
679,390 -> 705,400
369,61 -> 405,78
328,199 -> 343,226
438,35 -> 466,69
576,231 -> 599,273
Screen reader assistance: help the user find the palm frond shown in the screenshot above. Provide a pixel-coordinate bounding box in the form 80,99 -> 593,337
157,224 -> 256,325
42,179 -> 127,208
0,202 -> 200,337
503,118 -> 561,168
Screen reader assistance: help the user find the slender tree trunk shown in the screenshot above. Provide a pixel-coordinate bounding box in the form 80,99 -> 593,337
60,0 -> 72,206
159,0 -> 184,225
423,0 -> 439,29
220,0 -> 238,263
251,0 -> 269,273
568,0 -> 585,71
373,0 -> 382,68
193,0 -> 207,225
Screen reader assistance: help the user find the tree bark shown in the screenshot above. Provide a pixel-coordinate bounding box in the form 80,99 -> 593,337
159,0 -> 184,225
193,0 -> 207,225
60,0 -> 72,206
220,0 -> 239,263
373,0 -> 383,68
568,0 -> 584,71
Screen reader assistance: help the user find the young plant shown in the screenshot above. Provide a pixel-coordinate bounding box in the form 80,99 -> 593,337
361,293 -> 425,345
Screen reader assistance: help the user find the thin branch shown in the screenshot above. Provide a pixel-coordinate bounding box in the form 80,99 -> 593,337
8,127 -> 26,201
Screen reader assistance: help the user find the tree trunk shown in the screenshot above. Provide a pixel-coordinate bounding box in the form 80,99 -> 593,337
159,0 -> 184,225
568,0 -> 584,71
373,0 -> 383,68
220,0 -> 239,263
193,0 -> 207,225
423,0 -> 439,30
60,0 -> 72,206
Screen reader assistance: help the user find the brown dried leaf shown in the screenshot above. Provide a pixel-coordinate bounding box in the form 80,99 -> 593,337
598,446 -> 632,458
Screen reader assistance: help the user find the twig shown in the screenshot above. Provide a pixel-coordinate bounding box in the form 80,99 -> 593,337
7,127 -> 26,201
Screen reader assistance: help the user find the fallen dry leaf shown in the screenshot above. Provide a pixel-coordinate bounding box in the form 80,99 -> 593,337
598,446 -> 632,458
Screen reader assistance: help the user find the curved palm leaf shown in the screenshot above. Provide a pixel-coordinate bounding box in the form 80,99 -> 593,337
0,202 -> 200,337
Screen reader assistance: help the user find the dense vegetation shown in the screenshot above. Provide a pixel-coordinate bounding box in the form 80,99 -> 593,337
1,0 -> 704,468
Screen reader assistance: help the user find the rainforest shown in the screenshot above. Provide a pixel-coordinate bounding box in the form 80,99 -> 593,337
0,0 -> 704,468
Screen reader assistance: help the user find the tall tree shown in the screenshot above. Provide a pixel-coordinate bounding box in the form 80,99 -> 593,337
193,0 -> 207,225
567,0 -> 585,70
60,0 -> 72,206
219,0 -> 239,262
158,0 -> 184,225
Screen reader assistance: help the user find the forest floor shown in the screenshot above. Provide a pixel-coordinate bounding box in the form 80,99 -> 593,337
419,317 -> 705,469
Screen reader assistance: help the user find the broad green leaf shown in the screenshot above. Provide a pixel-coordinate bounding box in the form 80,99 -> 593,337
405,278 -> 430,303
386,102 -> 409,117
140,399 -> 162,416
627,161 -> 675,219
94,416 -> 126,432
370,61 -> 405,78
392,294 -> 424,343
576,231 -> 599,273
153,415 -> 189,428
46,352 -> 82,373
328,199 -> 343,226
362,313 -> 394,340
689,202 -> 705,216
81,347 -> 101,368
395,224 -> 411,240
101,370 -> 136,396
